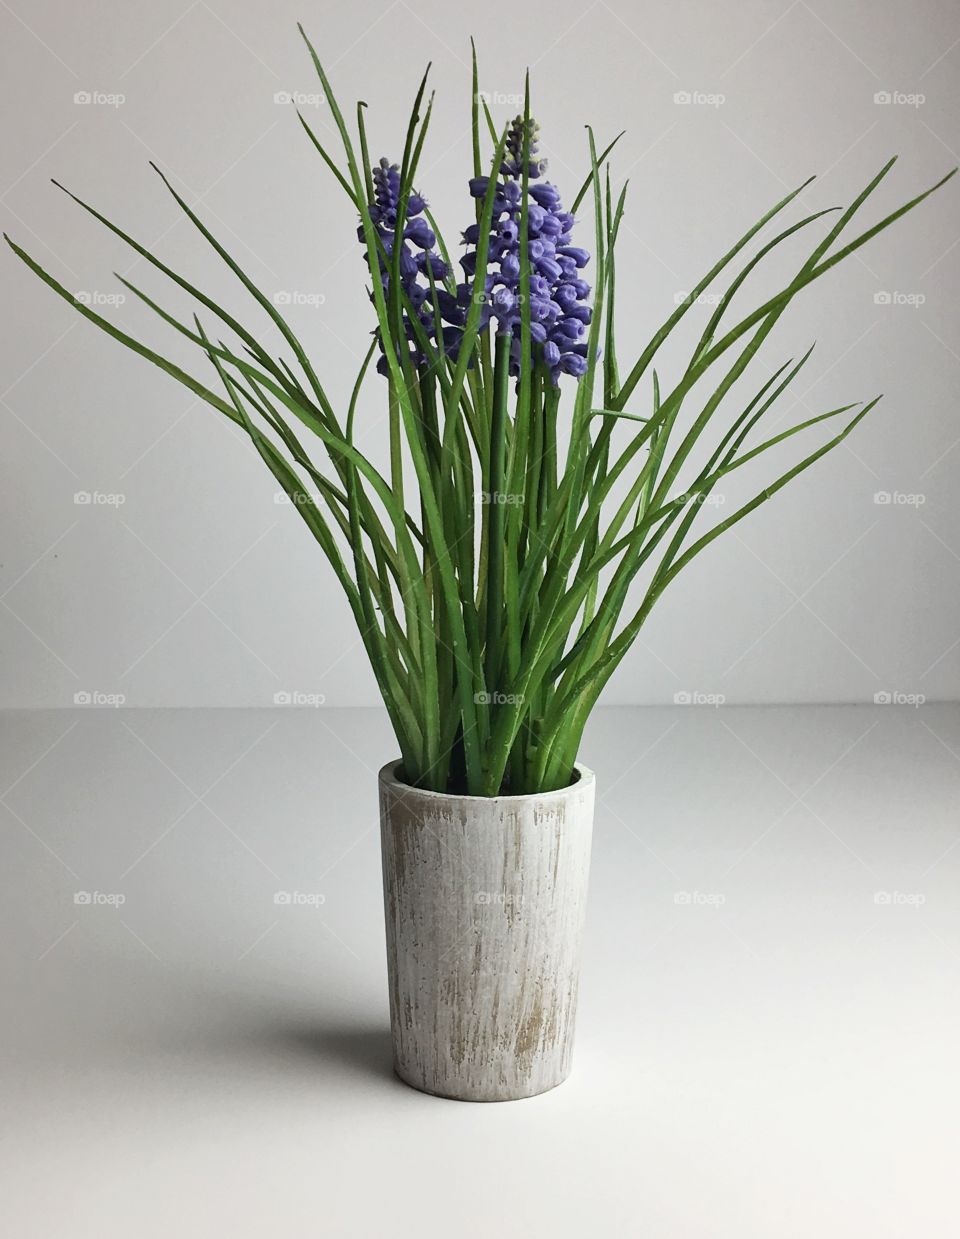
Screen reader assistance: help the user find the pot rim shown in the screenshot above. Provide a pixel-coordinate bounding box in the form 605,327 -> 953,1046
378,760 -> 594,804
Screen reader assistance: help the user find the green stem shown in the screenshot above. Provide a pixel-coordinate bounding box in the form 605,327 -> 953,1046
484,331 -> 512,742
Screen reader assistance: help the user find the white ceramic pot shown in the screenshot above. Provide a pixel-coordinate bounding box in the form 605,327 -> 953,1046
378,761 -> 595,1102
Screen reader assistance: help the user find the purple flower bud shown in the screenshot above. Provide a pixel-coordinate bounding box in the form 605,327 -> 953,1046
436,290 -> 463,323
559,352 -> 588,376
415,251 -> 447,279
406,192 -> 427,216
405,218 -> 436,249
536,256 -> 563,282
500,252 -> 521,282
491,286 -> 517,319
529,182 -> 562,210
555,317 -> 584,340
543,340 -> 561,367
558,246 -> 591,269
498,219 -> 519,245
526,204 -> 546,234
469,177 -> 489,198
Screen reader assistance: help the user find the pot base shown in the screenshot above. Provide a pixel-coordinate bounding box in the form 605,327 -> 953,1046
393,1062 -> 572,1103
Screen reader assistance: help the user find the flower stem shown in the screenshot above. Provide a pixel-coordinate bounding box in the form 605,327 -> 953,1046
485,330 -> 512,729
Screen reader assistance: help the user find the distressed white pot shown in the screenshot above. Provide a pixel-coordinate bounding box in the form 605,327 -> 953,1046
378,761 -> 595,1102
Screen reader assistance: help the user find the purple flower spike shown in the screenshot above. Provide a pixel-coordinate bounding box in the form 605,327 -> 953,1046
361,157 -> 450,376
445,114 -> 594,383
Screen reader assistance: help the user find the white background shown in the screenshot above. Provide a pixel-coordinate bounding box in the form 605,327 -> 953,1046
2,0 -> 958,710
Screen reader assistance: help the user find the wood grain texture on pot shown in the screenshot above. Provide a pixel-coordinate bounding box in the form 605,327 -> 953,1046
378,763 -> 595,1102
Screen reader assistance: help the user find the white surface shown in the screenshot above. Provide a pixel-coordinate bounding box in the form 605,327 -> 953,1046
2,0 -> 959,706
2,703 -> 959,1236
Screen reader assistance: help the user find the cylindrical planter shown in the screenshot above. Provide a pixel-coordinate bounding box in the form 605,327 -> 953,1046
378,761 -> 595,1102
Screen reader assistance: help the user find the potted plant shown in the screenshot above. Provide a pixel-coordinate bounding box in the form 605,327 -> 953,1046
6,27 -> 953,1101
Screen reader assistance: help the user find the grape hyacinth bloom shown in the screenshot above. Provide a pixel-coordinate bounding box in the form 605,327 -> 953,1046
445,116 -> 594,384
361,157 -> 452,376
